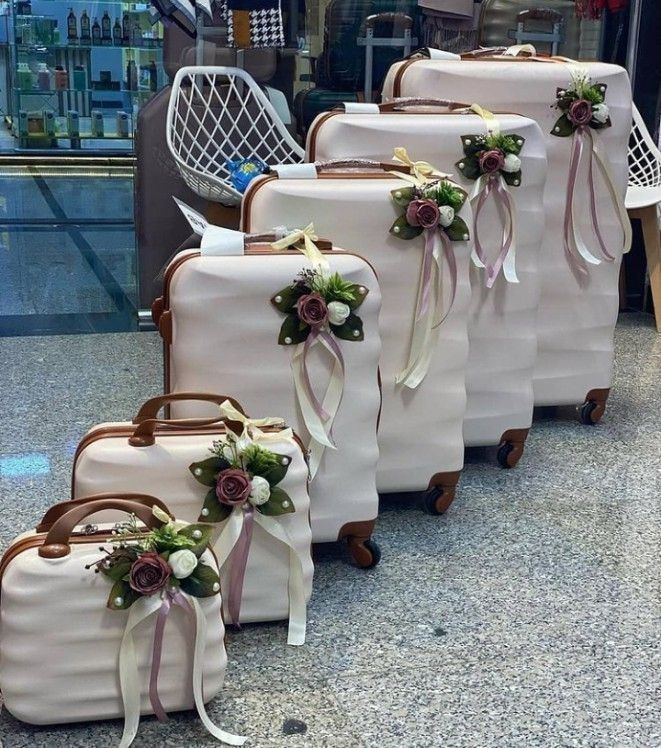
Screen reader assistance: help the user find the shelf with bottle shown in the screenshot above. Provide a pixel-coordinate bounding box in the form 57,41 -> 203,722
15,112 -> 136,140
16,59 -> 159,95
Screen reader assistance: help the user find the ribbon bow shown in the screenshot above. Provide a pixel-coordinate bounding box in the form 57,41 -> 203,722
270,223 -> 329,270
391,147 -> 450,186
218,399 -> 294,444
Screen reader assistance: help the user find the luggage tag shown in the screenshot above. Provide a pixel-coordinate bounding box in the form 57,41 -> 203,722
173,197 -> 245,256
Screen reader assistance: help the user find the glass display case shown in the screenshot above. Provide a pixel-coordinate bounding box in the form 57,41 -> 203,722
7,0 -> 163,150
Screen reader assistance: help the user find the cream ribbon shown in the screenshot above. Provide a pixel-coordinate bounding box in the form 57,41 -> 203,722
212,507 -> 308,646
270,223 -> 329,270
118,593 -> 246,747
218,399 -> 295,444
390,147 -> 451,186
469,104 -> 500,135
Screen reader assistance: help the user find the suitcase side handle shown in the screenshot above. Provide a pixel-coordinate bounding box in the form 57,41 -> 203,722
133,393 -> 247,424
39,498 -> 169,558
378,97 -> 471,112
37,493 -> 172,533
129,415 -> 243,447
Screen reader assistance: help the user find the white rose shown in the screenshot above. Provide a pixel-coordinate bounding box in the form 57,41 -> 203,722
438,205 -> 455,228
249,475 -> 271,506
168,549 -> 198,579
592,103 -> 609,124
502,153 -> 522,173
327,300 -> 351,326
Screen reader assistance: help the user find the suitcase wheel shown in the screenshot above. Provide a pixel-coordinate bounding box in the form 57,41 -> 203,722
422,485 -> 452,516
347,536 -> 381,569
496,442 -> 516,469
578,388 -> 609,425
579,400 -> 599,426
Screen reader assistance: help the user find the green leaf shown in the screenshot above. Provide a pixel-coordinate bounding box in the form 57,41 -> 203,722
198,488 -> 232,523
390,214 -> 423,241
259,485 -> 295,516
104,560 -> 133,582
178,523 -> 214,556
550,113 -> 574,138
501,170 -> 522,187
460,134 -> 485,157
331,312 -> 364,342
506,134 -> 524,155
346,283 -> 369,311
180,561 -> 220,598
591,118 -> 611,131
445,215 -> 470,243
259,453 -> 290,487
107,579 -> 141,610
189,456 -> 230,487
271,284 -> 303,313
278,314 -> 310,345
455,156 -> 481,181
390,185 -> 415,207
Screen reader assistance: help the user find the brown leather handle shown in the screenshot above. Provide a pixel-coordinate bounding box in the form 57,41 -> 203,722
133,393 -> 247,424
517,8 -> 562,22
129,415 -> 244,446
315,159 -> 409,174
39,498 -> 169,558
460,47 -> 508,59
366,12 -> 413,30
378,97 -> 471,112
37,493 -> 171,533
246,233 -> 333,251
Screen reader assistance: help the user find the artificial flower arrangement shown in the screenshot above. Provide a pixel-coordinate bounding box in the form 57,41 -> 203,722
455,132 -> 525,187
389,178 -> 469,242
271,268 -> 369,345
190,427 -> 295,521
551,72 -> 611,137
226,157 -> 268,193
88,512 -> 219,610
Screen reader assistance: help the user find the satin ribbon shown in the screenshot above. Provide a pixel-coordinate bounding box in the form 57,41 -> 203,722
226,505 -> 254,630
396,227 -> 458,388
469,104 -> 499,134
213,506 -> 308,646
218,399 -> 295,444
270,223 -> 329,270
119,591 -> 246,747
470,173 -> 519,287
562,126 -> 632,278
390,147 -> 450,186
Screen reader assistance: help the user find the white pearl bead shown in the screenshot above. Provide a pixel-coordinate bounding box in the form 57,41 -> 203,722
352,330 -> 360,337
517,139 -> 523,145
201,507 -> 209,517
212,582 -> 220,592
194,467 -> 202,476
192,530 -> 202,540
114,597 -> 123,607
358,286 -> 366,294
394,226 -> 400,233
463,234 -> 469,241
284,336 -> 292,344
395,191 -> 402,198
281,457 -> 288,465
275,295 -> 282,303
464,139 -> 471,145
559,90 -> 565,96
554,126 -> 560,132
513,180 -> 520,186
281,500 -> 289,509
459,162 -> 465,168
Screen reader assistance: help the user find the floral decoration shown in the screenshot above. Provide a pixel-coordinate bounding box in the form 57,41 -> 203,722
455,132 -> 525,187
88,514 -> 219,610
271,268 -> 369,346
190,428 -> 294,522
551,72 -> 611,137
389,179 -> 469,242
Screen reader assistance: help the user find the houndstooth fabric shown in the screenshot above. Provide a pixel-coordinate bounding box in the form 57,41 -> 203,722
222,0 -> 284,48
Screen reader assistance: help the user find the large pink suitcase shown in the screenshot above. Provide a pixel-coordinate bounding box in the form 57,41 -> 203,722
306,100 -> 547,466
241,162 -> 472,513
153,235 -> 383,567
383,51 -> 632,423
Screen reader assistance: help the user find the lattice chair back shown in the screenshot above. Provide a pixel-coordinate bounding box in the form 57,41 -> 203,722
167,66 -> 305,206
627,105 -> 661,201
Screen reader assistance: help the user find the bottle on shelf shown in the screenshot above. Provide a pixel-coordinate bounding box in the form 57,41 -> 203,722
101,12 -> 111,44
53,22 -> 60,46
126,58 -> 138,91
37,63 -> 50,91
80,10 -> 91,43
20,21 -> 33,45
121,12 -> 130,46
147,60 -> 157,92
17,61 -> 33,90
73,65 -> 86,91
113,17 -> 122,46
67,8 -> 77,42
91,17 -> 101,45
130,21 -> 141,48
54,66 -> 68,91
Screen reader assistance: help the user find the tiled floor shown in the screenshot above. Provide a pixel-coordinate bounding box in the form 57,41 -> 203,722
0,314 -> 659,747
0,166 -> 137,336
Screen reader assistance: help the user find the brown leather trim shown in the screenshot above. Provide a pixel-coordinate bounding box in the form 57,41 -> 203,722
337,518 -> 377,567
498,428 -> 530,468
427,470 -> 461,513
152,296 -> 164,326
159,310 -> 172,344
584,387 -> 610,423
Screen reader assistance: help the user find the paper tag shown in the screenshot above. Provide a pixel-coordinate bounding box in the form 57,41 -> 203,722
343,102 -> 380,114
273,163 -> 318,179
174,197 -> 208,236
426,49 -> 461,60
174,197 -> 245,256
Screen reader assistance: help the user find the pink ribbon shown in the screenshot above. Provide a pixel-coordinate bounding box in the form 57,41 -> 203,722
227,504 -> 255,628
418,228 -> 436,319
473,174 -> 515,288
585,128 -> 616,262
149,589 -> 193,722
300,326 -> 345,427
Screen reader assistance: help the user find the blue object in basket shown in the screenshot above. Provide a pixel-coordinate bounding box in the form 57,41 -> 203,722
226,157 -> 268,193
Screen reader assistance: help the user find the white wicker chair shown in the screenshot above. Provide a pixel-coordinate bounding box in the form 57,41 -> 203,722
626,104 -> 661,331
167,66 -> 304,206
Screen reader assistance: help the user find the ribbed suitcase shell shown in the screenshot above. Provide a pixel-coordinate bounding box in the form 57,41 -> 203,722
0,530 -> 224,725
241,171 -> 471,497
306,106 -> 547,449
72,424 -> 313,625
157,248 -> 381,545
383,57 -> 631,410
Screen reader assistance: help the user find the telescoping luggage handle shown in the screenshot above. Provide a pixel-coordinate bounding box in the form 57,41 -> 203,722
130,392 -> 248,447
38,497 -> 169,558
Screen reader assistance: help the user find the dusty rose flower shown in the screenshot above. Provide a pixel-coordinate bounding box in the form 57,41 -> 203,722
405,199 -> 441,229
478,149 -> 506,174
216,468 -> 252,506
567,98 -> 593,126
297,293 -> 328,327
128,552 -> 171,595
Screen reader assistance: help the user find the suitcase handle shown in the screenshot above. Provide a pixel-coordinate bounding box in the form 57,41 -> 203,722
378,98 -> 471,112
315,159 -> 409,174
129,415 -> 243,447
246,233 -> 333,251
133,393 -> 247,423
36,493 -> 172,532
39,498 -> 170,558
365,12 -> 413,31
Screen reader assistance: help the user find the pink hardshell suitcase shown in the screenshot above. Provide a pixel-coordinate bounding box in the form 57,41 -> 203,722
241,161 -> 472,514
152,234 -> 383,567
306,99 -> 547,466
383,49 -> 632,423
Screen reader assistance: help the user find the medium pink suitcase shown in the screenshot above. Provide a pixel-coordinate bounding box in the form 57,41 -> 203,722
306,99 -> 547,467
